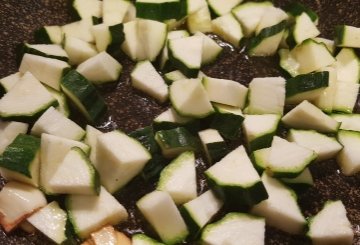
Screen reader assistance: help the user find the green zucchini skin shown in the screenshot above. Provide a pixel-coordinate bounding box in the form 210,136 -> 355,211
205,142 -> 228,164
179,206 -> 202,239
19,43 -> 68,62
34,27 -> 52,44
129,126 -> 160,154
106,23 -> 125,55
284,1 -> 318,22
249,133 -> 275,153
286,71 -> 329,98
135,0 -> 187,22
209,112 -> 244,140
168,45 -> 199,78
334,25 -> 345,46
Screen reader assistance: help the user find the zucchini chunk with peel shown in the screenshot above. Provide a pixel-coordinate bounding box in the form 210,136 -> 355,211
0,181 -> 47,232
331,114 -> 360,132
281,167 -> 314,192
313,67 -> 337,113
96,130 -> 151,193
0,134 -> 40,187
91,23 -> 125,53
201,212 -> 265,245
132,233 -> 164,245
194,32 -> 223,65
0,121 -> 28,155
61,19 -> 95,43
284,1 -> 318,24
153,107 -> 198,132
61,69 -> 107,123
66,186 -> 128,239
27,201 -> 67,244
250,147 -> 270,173
336,130 -> 360,176
164,70 -> 187,85
267,136 -> 317,178
0,72 -> 57,122
48,147 -> 100,195
0,72 -> 22,93
180,190 -> 223,237
45,86 -> 70,117
308,200 -> 353,245
40,133 -> 90,195
35,25 -> 63,44
103,0 -> 131,25
335,48 -> 360,84
187,6 -> 213,34
135,0 -> 185,22
198,128 -> 228,164
137,190 -> 189,245
287,129 -> 343,162
246,77 -> 286,115
251,173 -> 306,234
157,151 -> 197,205
63,36 -> 98,65
203,76 -> 248,108
282,100 -> 340,133
71,0 -> 102,20
335,25 -> 360,48
84,125 -> 103,163
128,126 -> 159,155
31,106 -> 85,141
131,60 -> 169,103
205,146 -> 268,207
211,13 -> 244,48
243,114 -> 280,152
332,82 -> 359,113
207,0 -> 242,16
255,7 -> 288,35
20,43 -> 69,62
155,127 -> 199,159
170,78 -> 214,118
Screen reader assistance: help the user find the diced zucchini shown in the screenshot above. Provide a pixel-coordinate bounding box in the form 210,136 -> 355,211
255,7 -> 287,35
40,133 -> 90,194
20,43 -> 68,62
194,32 -> 223,65
155,127 -> 199,159
335,48 -> 360,84
135,0 -> 185,22
62,19 -> 95,43
48,147 -> 100,195
245,77 -> 285,115
84,125 -> 103,163
170,78 -> 214,118
201,212 -> 265,245
232,1 -> 273,37
0,134 -> 40,187
19,53 -> 69,91
153,107 -> 198,132
187,6 -> 213,34
312,67 -> 337,113
186,0 -> 207,15
92,23 -> 125,53
267,136 -> 316,178
242,114 -> 280,152
103,0 -> 131,25
332,82 -> 359,113
132,233 -> 164,245
121,20 -> 141,60
211,13 -> 243,47
208,0 -> 242,16
282,100 -> 340,133
251,172 -> 306,234
34,25 -> 63,45
198,128 -> 228,164
90,226 -> 132,245
164,70 -> 187,84
31,107 -> 85,141
335,25 -> 360,48
209,103 -> 244,140
284,1 -> 318,24
0,181 -> 47,232
205,146 -> 268,207
203,76 -> 248,108
66,186 -> 128,239
331,114 -> 360,132
71,0 -> 102,20
129,126 -> 159,155
63,36 -> 98,65
77,51 -> 123,84
157,151 -> 197,205
96,130 -> 151,193
181,190 -> 223,237
60,69 -> 107,123
288,129 -> 342,162
285,71 -> 329,104
168,36 -> 203,78
250,147 -> 270,173
131,60 -> 168,103
281,167 -> 314,191
27,201 -> 67,244
336,130 -> 360,175
0,72 -> 22,93
45,85 -> 70,117
308,200 -> 353,245
313,37 -> 335,54
0,121 -> 28,155
136,190 -> 189,245
0,72 -> 57,122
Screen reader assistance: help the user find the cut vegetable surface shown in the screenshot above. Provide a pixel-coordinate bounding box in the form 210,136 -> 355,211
0,120 -> 28,155
336,130 -> 360,176
198,128 -> 227,164
335,25 -> 360,48
211,13 -> 243,47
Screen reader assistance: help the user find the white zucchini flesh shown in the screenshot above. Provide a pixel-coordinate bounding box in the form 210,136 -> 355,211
0,121 -> 28,155
313,37 -> 335,54
186,0 -> 207,15
201,212 -> 265,245
207,0 -> 242,16
232,1 -> 273,37
84,125 -> 103,163
246,77 -> 286,115
131,60 -> 169,103
308,200 -> 353,245
154,107 -> 193,125
170,78 -> 214,118
198,128 -> 226,162
268,136 -> 317,177
95,130 -> 151,193
251,173 -> 306,234
249,28 -> 285,57
38,25 -> 63,45
0,72 -> 56,120
164,70 -> 187,84
91,23 -> 111,53
291,12 -> 320,45
31,106 -> 85,141
121,20 -> 140,60
331,114 -> 360,132
160,30 -> 190,69
157,151 -> 197,205
24,44 -> 69,60
336,25 -> 360,48
281,167 -> 314,186
63,36 -> 98,65
27,201 -> 67,244
137,190 -> 189,245
332,82 -> 359,113
313,67 -> 337,113
0,181 -> 47,232
255,7 -> 288,35
61,19 -> 95,43
194,32 -> 223,65
132,233 -> 164,245
287,129 -> 343,162
243,114 -> 280,142
76,51 -> 123,84
102,0 -> 131,25
335,48 -> 360,83
211,13 -> 243,48
187,6 -> 213,34
0,72 -> 22,92
88,226 -> 132,245
72,0 -> 102,19
19,54 -> 69,91
336,130 -> 360,176
203,76 -> 248,108
66,186 -> 128,239
40,133 -> 90,194
282,100 -> 340,133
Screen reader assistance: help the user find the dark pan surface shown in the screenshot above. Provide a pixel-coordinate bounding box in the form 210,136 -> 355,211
0,0 -> 359,244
